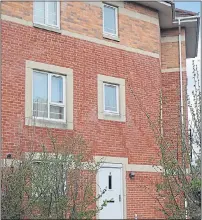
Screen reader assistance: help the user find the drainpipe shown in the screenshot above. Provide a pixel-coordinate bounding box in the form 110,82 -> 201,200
178,17 -> 188,220
177,18 -> 185,167
178,17 -> 189,219
175,15 -> 200,167
176,15 -> 200,219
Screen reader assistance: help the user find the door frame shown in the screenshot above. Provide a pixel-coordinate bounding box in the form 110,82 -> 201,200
96,162 -> 124,219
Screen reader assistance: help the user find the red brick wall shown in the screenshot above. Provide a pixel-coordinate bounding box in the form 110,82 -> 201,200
162,71 -> 181,143
124,2 -> 159,18
1,20 -> 162,165
161,28 -> 187,149
1,2 -> 188,218
126,172 -> 164,219
2,1 -> 160,54
1,19 -> 163,218
161,41 -> 186,69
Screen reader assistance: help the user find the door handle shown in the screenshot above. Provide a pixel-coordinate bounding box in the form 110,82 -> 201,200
107,199 -> 114,203
119,194 -> 121,202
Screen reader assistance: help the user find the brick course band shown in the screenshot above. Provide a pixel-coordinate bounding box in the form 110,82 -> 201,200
161,35 -> 185,43
1,14 -> 160,59
161,67 -> 186,73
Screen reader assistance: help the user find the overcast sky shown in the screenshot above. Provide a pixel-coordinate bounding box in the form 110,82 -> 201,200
175,2 -> 200,14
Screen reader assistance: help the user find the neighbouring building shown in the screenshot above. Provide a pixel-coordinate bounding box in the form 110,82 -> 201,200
1,1 -> 199,219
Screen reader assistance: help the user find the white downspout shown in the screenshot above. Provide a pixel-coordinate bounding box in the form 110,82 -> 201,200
178,18 -> 187,219
178,18 -> 185,164
173,10 -> 199,219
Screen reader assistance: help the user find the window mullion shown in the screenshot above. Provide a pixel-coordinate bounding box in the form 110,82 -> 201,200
48,74 -> 51,119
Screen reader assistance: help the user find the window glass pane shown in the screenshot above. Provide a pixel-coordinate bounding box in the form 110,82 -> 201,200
51,76 -> 63,103
104,5 -> 116,35
50,105 -> 64,120
34,1 -> 45,24
104,84 -> 118,112
33,71 -> 48,118
47,2 -> 57,26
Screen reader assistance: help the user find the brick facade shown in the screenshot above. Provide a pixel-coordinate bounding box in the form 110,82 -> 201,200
2,2 -> 160,54
1,1 -> 190,219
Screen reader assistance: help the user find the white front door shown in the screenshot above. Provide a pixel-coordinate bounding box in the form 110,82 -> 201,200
98,164 -> 123,219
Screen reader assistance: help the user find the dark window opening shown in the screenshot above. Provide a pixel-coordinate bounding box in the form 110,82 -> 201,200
108,173 -> 112,189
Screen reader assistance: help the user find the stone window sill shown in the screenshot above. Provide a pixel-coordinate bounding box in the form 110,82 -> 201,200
103,33 -> 120,42
25,117 -> 73,130
33,23 -> 62,34
98,112 -> 126,122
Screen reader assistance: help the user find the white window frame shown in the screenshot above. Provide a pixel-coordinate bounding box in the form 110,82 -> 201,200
97,74 -> 126,122
103,3 -> 118,38
32,70 -> 66,122
33,1 -> 60,29
103,83 -> 119,114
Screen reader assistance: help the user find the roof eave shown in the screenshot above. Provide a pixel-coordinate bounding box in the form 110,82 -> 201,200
137,1 -> 200,58
173,17 -> 200,58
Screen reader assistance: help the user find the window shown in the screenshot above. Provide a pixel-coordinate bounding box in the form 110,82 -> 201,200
33,71 -> 65,121
103,83 -> 119,114
25,60 -> 73,130
97,74 -> 126,122
33,1 -> 60,28
103,4 -> 118,37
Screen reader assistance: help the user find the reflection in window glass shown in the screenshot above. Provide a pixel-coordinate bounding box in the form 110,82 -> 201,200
32,71 -> 65,120
104,5 -> 117,35
104,84 -> 118,113
34,1 -> 45,24
33,71 -> 48,118
47,2 -> 57,26
50,105 -> 64,120
51,75 -> 63,103
33,1 -> 59,27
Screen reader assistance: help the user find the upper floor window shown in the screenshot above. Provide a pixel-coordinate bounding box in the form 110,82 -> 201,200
25,60 -> 73,130
103,83 -> 119,114
97,74 -> 126,122
103,4 -> 118,37
33,1 -> 60,28
33,71 -> 65,121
